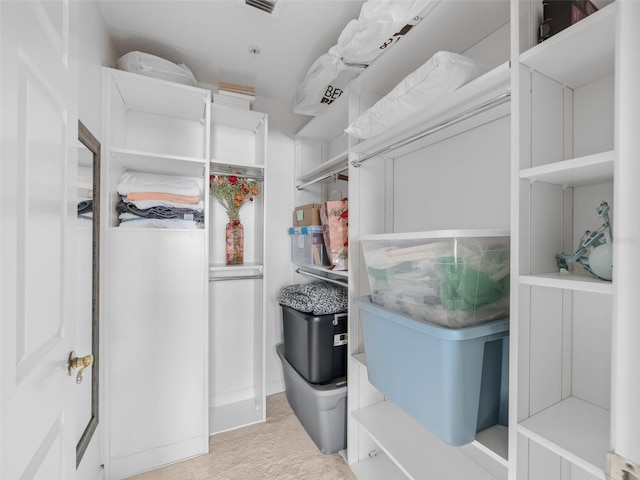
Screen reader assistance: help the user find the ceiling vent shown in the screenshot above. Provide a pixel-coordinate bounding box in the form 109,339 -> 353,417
240,0 -> 282,16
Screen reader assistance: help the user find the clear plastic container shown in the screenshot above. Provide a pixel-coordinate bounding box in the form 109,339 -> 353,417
360,229 -> 510,328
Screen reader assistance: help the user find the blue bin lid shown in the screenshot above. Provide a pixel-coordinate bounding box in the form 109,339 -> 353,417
354,295 -> 509,340
289,226 -> 324,235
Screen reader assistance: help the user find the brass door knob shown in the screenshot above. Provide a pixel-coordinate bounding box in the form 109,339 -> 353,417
67,351 -> 94,384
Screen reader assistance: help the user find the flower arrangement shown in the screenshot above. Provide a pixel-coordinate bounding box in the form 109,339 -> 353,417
209,174 -> 261,221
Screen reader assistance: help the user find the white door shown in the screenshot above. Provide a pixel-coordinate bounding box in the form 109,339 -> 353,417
1,1 -> 80,479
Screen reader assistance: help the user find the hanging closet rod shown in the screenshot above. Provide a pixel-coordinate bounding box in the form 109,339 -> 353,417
296,164 -> 349,191
209,170 -> 264,180
351,90 -> 511,168
295,268 -> 347,288
209,273 -> 264,282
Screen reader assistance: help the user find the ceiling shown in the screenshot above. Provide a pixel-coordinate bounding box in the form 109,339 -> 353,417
97,0 -> 366,123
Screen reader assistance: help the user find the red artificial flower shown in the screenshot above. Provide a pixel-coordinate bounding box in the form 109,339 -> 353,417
229,176 -> 238,184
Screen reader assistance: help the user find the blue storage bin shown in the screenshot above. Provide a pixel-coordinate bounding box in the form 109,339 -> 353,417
354,295 -> 509,446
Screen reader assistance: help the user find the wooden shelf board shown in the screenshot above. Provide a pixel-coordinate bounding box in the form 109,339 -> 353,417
108,68 -> 208,122
520,151 -> 614,187
296,150 -> 349,187
111,148 -> 207,178
349,451 -> 408,480
519,272 -> 613,294
210,103 -> 266,131
518,397 -> 609,479
519,3 -> 615,89
352,401 -> 503,480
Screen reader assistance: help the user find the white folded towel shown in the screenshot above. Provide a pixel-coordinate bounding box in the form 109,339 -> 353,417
117,171 -> 202,197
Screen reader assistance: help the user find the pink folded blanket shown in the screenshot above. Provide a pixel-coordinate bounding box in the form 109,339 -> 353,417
126,192 -> 200,204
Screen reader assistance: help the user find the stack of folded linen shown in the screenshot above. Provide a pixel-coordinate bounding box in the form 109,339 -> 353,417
116,171 -> 204,229
77,174 -> 94,222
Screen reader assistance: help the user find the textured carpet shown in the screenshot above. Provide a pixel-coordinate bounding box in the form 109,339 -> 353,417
126,392 -> 357,480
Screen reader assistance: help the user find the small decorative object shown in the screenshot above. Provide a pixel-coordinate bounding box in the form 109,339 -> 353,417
556,201 -> 613,281
210,174 -> 262,265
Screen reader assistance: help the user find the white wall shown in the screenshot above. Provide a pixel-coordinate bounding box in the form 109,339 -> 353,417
253,97 -> 298,395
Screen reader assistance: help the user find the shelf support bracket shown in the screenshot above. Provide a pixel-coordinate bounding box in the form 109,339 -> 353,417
607,452 -> 640,480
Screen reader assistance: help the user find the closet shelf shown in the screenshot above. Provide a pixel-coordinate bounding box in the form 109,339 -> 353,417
108,68 -> 209,122
519,2 -> 615,89
209,263 -> 263,281
350,62 -> 511,162
111,148 -> 207,178
295,266 -> 347,287
296,151 -> 348,190
349,451 -> 408,480
211,104 -> 266,132
519,272 -> 613,294
352,401 -> 505,480
518,397 -> 609,479
520,151 -> 614,187
210,160 -> 264,180
296,94 -> 349,142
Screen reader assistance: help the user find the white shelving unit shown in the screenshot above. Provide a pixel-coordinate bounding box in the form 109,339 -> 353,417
290,1 -> 640,478
103,67 -> 210,479
342,0 -> 512,478
511,2 -> 622,479
208,103 -> 268,434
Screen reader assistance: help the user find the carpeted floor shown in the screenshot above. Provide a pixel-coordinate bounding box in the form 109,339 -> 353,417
126,392 -> 357,480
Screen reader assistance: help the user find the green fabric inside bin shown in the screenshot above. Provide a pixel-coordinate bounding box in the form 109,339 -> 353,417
437,256 -> 509,311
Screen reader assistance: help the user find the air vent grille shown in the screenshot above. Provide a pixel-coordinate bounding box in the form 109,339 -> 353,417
245,0 -> 277,14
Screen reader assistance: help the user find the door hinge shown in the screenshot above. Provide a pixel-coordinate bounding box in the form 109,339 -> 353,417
607,452 -> 639,480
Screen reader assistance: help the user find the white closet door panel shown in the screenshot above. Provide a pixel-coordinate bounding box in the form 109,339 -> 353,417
529,287 -> 563,416
108,231 -> 207,459
531,72 -> 564,167
571,292 -> 611,410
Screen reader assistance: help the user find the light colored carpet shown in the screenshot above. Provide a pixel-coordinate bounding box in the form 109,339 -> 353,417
126,392 -> 357,480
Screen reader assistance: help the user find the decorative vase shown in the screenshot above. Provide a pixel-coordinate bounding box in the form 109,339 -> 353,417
226,219 -> 244,265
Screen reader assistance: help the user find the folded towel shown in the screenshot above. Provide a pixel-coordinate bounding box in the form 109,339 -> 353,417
117,199 -> 204,223
126,191 -> 200,204
117,171 -> 202,197
123,197 -> 204,211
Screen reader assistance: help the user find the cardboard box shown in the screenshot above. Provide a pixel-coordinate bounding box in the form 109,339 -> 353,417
293,204 -> 322,227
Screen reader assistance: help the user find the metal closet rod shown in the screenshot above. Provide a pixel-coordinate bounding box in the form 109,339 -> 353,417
296,165 -> 349,191
209,273 -> 264,282
351,90 -> 511,168
210,169 -> 264,180
295,268 -> 347,287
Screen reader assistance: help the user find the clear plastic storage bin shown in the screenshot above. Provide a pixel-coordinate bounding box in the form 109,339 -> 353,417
289,226 -> 329,266
360,229 -> 510,328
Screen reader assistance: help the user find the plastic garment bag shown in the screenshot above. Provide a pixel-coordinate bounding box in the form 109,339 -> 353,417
293,46 -> 364,116
116,51 -> 198,86
338,0 -> 439,66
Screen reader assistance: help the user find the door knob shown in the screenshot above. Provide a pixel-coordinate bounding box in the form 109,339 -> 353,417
67,351 -> 93,384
